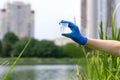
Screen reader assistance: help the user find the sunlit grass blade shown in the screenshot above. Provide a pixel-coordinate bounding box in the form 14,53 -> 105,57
2,39 -> 31,80
117,28 -> 120,40
111,3 -> 120,40
99,21 -> 104,39
76,65 -> 82,80
106,69 -> 119,80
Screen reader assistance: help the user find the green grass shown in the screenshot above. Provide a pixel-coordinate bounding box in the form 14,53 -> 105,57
2,39 -> 31,80
0,58 -> 84,65
76,3 -> 120,80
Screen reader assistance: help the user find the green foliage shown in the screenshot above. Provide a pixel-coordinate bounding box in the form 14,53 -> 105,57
0,32 -> 86,58
1,32 -> 19,57
2,41 -> 11,57
1,32 -> 84,58
11,38 -> 30,57
76,3 -> 120,80
2,39 -> 31,80
0,40 -> 2,56
3,32 -> 19,44
11,39 -> 64,58
37,40 -> 63,58
61,43 -> 84,58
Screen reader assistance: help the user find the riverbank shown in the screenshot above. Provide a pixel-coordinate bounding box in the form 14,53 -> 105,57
0,58 -> 86,65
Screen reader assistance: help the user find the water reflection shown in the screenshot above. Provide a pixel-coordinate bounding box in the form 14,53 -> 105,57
0,65 -> 76,80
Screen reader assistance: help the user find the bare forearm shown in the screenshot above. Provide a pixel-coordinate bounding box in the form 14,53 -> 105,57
85,39 -> 120,56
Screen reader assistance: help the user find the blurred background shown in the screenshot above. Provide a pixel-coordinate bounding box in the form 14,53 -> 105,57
0,0 -> 120,80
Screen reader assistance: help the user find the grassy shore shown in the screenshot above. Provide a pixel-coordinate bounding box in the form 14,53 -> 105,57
0,58 -> 86,65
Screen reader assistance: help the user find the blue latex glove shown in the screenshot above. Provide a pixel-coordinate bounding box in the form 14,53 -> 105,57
59,20 -> 88,45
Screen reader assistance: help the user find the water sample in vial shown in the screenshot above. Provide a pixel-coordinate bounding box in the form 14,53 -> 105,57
59,23 -> 71,34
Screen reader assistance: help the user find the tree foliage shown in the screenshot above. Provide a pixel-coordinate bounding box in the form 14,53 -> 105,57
11,39 -> 64,58
3,32 -> 19,44
0,32 -> 85,58
61,43 -> 85,58
1,32 -> 19,57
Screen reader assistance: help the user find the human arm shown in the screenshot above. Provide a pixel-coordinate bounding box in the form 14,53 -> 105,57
59,20 -> 120,56
86,39 -> 120,56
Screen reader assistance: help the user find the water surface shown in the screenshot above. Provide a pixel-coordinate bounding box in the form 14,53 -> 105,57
0,65 -> 76,80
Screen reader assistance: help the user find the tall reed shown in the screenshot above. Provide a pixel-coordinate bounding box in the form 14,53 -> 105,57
2,39 -> 31,80
76,3 -> 120,80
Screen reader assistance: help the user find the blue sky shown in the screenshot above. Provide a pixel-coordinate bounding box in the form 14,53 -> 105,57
0,0 -> 76,40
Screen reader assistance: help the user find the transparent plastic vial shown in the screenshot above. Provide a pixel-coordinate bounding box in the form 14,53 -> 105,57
59,23 -> 71,34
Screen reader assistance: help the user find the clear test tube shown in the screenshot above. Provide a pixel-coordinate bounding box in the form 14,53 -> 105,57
59,23 -> 71,34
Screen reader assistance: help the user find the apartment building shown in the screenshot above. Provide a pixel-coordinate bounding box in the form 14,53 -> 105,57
0,1 -> 34,39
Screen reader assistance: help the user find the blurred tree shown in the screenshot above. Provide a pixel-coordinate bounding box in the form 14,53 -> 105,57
2,32 -> 19,57
0,40 -> 2,57
11,38 -> 31,57
61,43 -> 85,58
38,40 -> 63,58
3,32 -> 19,44
11,39 -> 65,58
2,41 -> 11,57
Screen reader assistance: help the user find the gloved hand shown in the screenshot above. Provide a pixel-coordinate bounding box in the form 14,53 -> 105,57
59,20 -> 88,45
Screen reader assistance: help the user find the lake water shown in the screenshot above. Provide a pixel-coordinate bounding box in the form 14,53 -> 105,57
0,65 -> 76,80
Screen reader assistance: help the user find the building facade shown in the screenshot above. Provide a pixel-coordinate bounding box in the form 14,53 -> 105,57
0,1 -> 34,39
86,0 -> 98,38
79,0 -> 98,38
81,0 -> 87,36
78,0 -> 119,39
115,0 -> 120,28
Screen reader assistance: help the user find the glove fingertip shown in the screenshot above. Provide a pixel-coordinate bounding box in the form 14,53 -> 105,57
59,20 -> 69,24
62,33 -> 70,38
